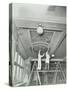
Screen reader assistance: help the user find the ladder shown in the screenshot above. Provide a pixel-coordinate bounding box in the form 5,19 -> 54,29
28,60 -> 41,85
28,60 -> 66,85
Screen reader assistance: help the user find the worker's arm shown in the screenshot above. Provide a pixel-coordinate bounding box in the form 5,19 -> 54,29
41,54 -> 44,57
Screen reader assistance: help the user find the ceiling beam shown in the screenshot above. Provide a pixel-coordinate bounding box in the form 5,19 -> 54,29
17,33 -> 28,59
15,19 -> 66,31
16,27 -> 63,32
15,16 -> 66,24
50,31 -> 66,54
27,30 -> 34,57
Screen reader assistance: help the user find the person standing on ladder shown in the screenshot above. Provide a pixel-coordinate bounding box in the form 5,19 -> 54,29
45,50 -> 50,70
37,49 -> 44,70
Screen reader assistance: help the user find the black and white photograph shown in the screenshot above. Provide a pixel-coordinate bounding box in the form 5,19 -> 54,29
9,3 -> 66,87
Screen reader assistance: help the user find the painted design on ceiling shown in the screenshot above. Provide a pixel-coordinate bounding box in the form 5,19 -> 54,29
30,30 -> 53,44
16,26 -> 65,59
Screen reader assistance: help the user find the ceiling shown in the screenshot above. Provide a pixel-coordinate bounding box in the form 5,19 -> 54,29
13,3 -> 66,24
16,27 -> 66,59
13,4 -> 66,59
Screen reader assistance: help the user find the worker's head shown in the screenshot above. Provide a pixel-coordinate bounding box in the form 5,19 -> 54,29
46,50 -> 48,54
47,47 -> 50,53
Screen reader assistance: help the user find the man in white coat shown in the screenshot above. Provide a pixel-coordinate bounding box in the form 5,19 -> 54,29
45,50 -> 50,70
37,50 -> 44,70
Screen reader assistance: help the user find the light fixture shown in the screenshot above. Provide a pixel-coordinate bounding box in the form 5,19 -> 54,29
37,24 -> 43,35
51,54 -> 55,57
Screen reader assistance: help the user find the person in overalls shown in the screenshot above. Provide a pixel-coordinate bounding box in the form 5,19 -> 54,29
45,50 -> 50,70
37,50 -> 44,70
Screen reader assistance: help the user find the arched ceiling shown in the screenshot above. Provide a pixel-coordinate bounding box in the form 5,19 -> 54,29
16,27 -> 66,59
13,4 -> 66,59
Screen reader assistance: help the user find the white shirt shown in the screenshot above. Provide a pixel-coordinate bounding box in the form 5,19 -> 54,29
46,52 -> 50,64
